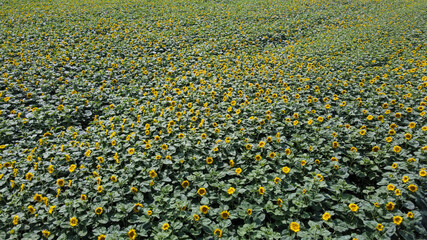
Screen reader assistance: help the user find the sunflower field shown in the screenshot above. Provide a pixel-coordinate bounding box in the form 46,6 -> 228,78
0,0 -> 426,239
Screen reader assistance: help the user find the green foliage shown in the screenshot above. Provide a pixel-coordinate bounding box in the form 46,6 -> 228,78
0,0 -> 426,239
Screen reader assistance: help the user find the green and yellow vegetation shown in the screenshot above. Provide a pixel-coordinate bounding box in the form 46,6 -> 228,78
0,0 -> 426,239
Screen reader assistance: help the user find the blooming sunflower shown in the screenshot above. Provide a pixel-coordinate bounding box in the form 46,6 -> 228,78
181,180 -> 190,188
393,145 -> 401,153
162,223 -> 170,231
95,207 -> 103,215
290,222 -> 300,232
258,187 -> 265,195
128,148 -> 135,155
42,230 -> 51,238
322,212 -> 331,221
349,203 -> 358,212
128,229 -> 137,240
214,229 -> 222,238
200,205 -> 210,214
408,184 -> 418,192
220,210 -> 230,219
393,216 -> 403,225
197,188 -> 207,196
70,217 -> 78,227
386,202 -> 395,211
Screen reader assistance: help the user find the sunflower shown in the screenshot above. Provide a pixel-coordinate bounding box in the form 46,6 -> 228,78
277,198 -> 283,207
274,177 -> 281,184
128,229 -> 137,240
206,157 -> 213,164
85,149 -> 91,157
128,148 -> 135,155
245,144 -> 252,150
407,212 -> 414,218
386,202 -> 395,211
214,229 -> 222,238
42,230 -> 50,238
220,211 -> 230,219
98,185 -> 103,193
95,207 -> 103,215
133,203 -> 143,212
149,170 -> 157,178
290,222 -> 300,232
393,216 -> 403,225
81,194 -> 87,200
69,164 -> 77,173
56,178 -> 65,187
387,184 -> 395,191
193,214 -> 200,221
268,152 -> 276,158
34,193 -> 43,202
393,145 -> 402,153
282,166 -> 290,174
48,206 -> 56,214
372,146 -> 380,152
162,223 -> 170,231
98,235 -> 106,240
258,187 -> 265,195
258,141 -> 265,148
322,212 -> 331,221
408,184 -> 418,192
402,176 -> 409,183
235,168 -> 242,175
247,209 -> 253,215
197,188 -> 207,196
70,217 -> 78,227
349,203 -> 358,212
25,172 -> 34,181
228,159 -> 234,166
227,187 -> 235,194
376,223 -> 383,231
285,148 -> 291,155
12,216 -> 19,225
200,205 -> 210,214
332,141 -> 339,148
110,175 -> 117,182
255,155 -> 262,161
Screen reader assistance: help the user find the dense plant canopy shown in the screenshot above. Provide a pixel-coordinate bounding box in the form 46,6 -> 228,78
0,0 -> 426,239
